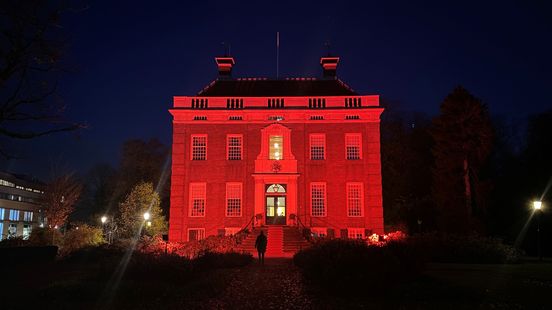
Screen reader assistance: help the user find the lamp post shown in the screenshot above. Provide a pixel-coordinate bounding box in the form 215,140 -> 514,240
101,215 -> 116,244
533,200 -> 543,261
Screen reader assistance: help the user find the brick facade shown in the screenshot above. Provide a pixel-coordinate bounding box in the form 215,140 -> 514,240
169,57 -> 384,242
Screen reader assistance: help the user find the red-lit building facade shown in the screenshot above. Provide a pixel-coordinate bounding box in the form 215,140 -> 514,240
169,56 -> 384,242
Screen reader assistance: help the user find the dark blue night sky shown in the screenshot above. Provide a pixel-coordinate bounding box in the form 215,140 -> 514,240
2,0 -> 551,179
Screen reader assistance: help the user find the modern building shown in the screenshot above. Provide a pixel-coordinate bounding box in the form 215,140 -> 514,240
0,171 -> 45,240
168,55 -> 384,242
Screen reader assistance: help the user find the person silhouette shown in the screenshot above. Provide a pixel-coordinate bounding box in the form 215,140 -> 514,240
255,230 -> 267,264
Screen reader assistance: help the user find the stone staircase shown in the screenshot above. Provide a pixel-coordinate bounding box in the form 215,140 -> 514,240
237,226 -> 310,258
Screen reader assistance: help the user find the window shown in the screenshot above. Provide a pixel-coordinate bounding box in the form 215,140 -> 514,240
311,227 -> 327,238
226,183 -> 242,217
310,134 -> 326,160
23,211 -> 33,222
348,228 -> 365,239
347,183 -> 363,217
9,209 -> 19,221
189,183 -> 206,217
227,135 -> 243,160
188,228 -> 205,241
0,208 -> 4,220
8,223 -> 17,238
0,179 -> 15,187
0,222 -> 3,240
225,227 -> 240,236
269,135 -> 283,160
191,135 -> 207,160
22,224 -> 32,240
310,183 -> 326,217
345,133 -> 362,160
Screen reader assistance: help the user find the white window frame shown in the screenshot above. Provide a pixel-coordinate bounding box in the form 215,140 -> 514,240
22,224 -> 32,240
310,182 -> 327,217
227,134 -> 243,160
348,228 -> 364,239
187,228 -> 205,241
225,182 -> 242,217
191,135 -> 207,160
347,183 -> 364,217
224,227 -> 241,236
189,183 -> 206,217
309,133 -> 326,160
345,133 -> 362,160
311,227 -> 327,238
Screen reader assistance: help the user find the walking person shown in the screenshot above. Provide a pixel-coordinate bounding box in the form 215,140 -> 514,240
255,230 -> 267,264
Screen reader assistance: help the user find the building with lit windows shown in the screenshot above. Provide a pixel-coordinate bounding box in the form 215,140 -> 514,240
0,171 -> 45,240
168,55 -> 384,245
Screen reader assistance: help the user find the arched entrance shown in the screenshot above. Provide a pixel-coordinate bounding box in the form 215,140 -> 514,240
265,184 -> 286,225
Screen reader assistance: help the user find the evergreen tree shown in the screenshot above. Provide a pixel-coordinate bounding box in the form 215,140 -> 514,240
431,86 -> 493,233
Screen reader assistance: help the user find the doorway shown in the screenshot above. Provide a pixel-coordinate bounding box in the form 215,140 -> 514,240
265,184 -> 286,225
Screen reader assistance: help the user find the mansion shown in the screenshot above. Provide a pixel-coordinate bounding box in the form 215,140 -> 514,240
168,55 -> 384,242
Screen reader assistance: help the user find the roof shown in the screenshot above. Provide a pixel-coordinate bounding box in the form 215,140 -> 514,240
197,78 -> 358,97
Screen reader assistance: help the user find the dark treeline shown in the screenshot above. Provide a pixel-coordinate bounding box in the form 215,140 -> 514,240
73,138 -> 171,224
382,86 -> 552,255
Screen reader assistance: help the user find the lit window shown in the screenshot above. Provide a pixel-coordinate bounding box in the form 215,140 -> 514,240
0,222 -> 3,240
311,227 -> 327,238
22,224 -> 32,240
269,135 -> 283,160
345,133 -> 362,160
0,208 -> 4,220
226,183 -> 242,217
310,183 -> 326,217
23,211 -> 33,222
347,183 -> 363,217
0,179 -> 15,187
225,227 -> 240,236
227,135 -> 243,160
310,134 -> 326,160
348,228 -> 365,239
189,183 -> 206,217
188,228 -> 205,241
8,223 -> 17,238
9,209 -> 19,221
191,135 -> 207,160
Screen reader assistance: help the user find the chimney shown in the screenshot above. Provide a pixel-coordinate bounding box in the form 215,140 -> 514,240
215,56 -> 235,78
320,56 -> 339,78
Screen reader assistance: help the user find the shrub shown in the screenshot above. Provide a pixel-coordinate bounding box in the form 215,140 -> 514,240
28,227 -> 63,246
409,233 -> 523,264
294,239 -> 425,295
409,234 -> 523,264
139,232 -> 250,258
60,224 -> 104,256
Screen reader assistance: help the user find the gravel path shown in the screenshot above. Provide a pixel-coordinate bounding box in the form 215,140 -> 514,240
207,258 -> 314,309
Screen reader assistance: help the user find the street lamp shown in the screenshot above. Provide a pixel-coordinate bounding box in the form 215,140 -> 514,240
533,200 -> 543,261
101,216 -> 107,224
143,212 -> 150,221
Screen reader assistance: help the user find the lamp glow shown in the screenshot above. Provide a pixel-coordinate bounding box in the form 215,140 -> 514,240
143,212 -> 151,221
533,200 -> 542,210
101,216 -> 107,224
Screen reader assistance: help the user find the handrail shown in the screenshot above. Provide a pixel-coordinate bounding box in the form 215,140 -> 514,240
238,215 -> 255,235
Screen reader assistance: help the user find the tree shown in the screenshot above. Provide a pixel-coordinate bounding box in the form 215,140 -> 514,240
0,1 -> 84,156
42,173 -> 83,228
74,163 -> 118,223
118,182 -> 167,238
381,106 -> 434,233
431,86 -> 494,233
113,138 -> 170,214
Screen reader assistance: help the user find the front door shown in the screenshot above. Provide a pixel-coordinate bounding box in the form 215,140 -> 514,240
266,196 -> 286,225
